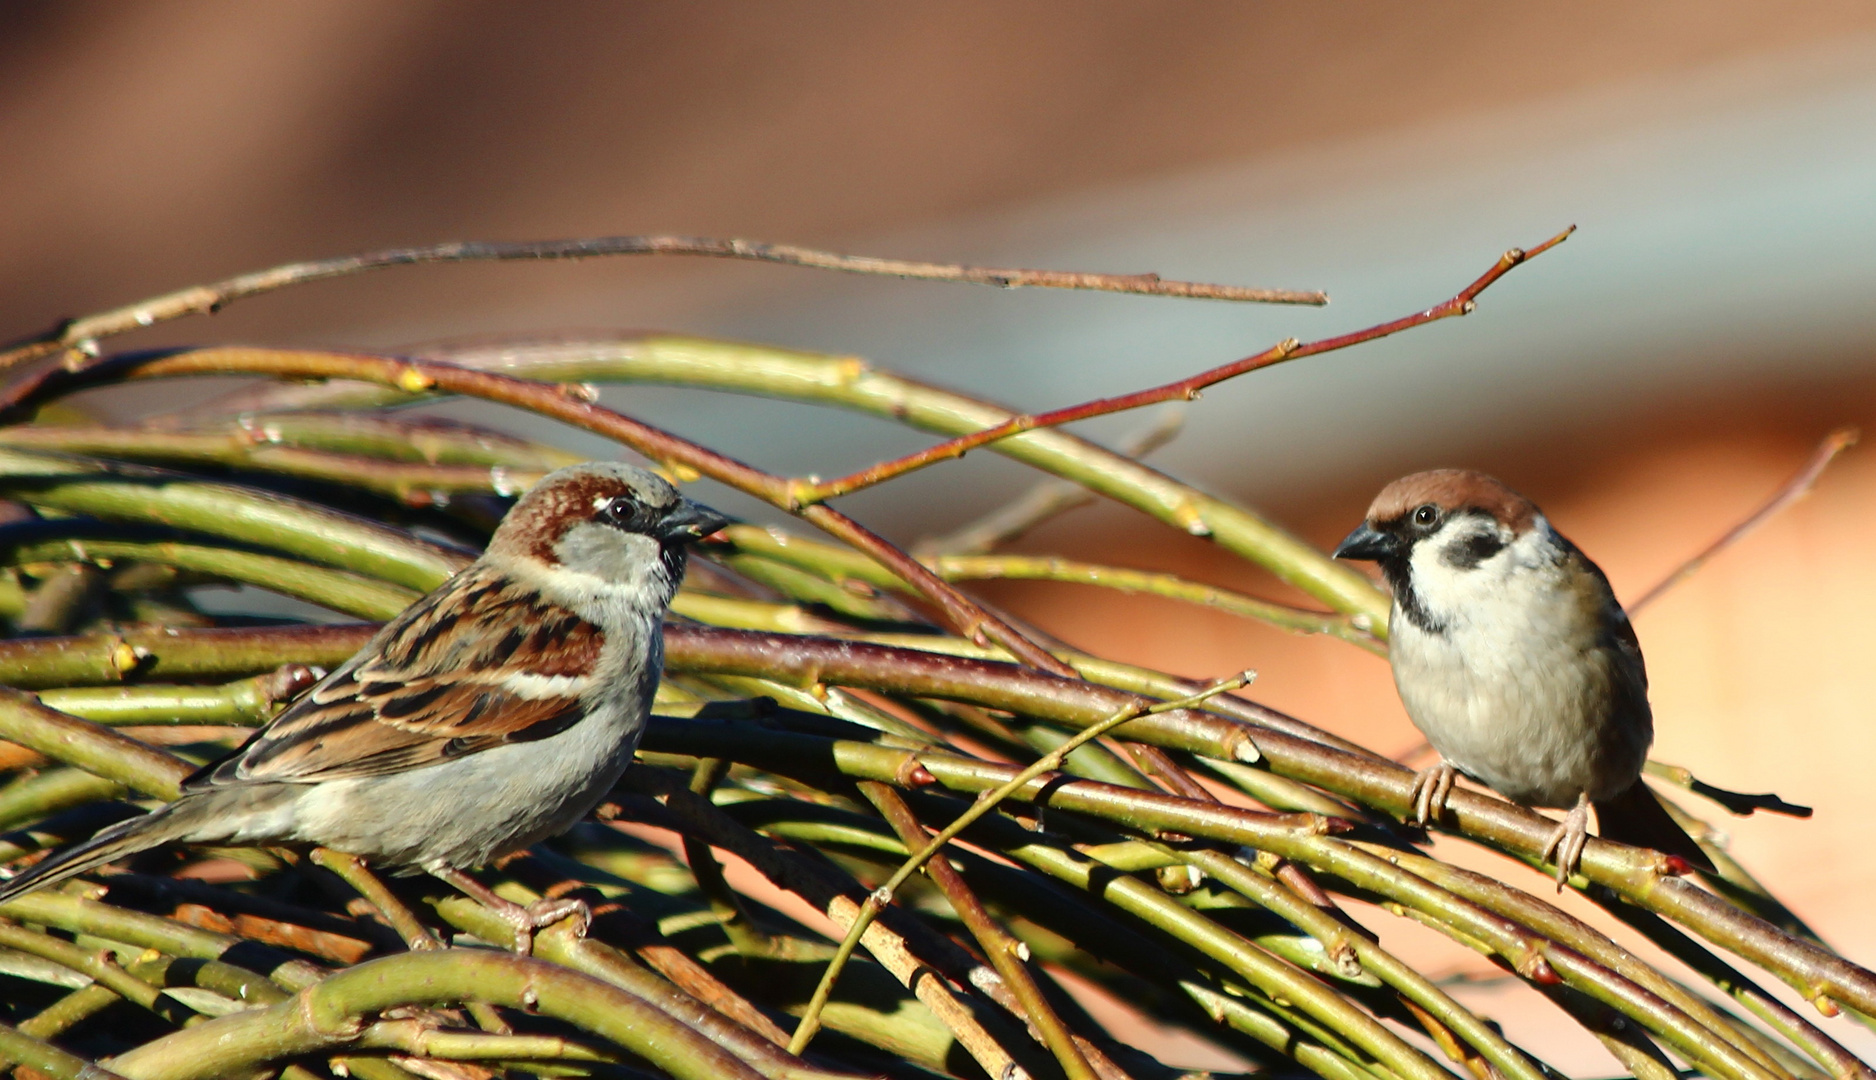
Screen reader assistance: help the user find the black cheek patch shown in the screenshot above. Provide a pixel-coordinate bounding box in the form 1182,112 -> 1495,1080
1440,531 -> 1507,570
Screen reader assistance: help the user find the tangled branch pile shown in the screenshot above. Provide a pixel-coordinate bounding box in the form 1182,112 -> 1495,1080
0,233 -> 1867,1080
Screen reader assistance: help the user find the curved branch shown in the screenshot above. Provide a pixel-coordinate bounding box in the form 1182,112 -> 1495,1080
798,227 -> 1574,502
106,949 -> 765,1080
0,234 -> 1325,375
11,350 -> 1072,674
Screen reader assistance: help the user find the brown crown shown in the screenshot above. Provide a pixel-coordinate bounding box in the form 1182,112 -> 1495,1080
1364,469 -> 1539,532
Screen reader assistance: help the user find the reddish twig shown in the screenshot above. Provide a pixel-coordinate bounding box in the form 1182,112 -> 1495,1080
1629,426 -> 1858,613
0,236 -> 1325,376
8,348 -> 1074,675
793,227 -> 1575,504
643,624 -> 1876,1022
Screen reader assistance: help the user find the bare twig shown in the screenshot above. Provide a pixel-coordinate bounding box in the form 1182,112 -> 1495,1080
1629,426 -> 1858,613
310,848 -> 444,951
715,524 -> 1381,648
859,781 -> 1107,1080
793,227 -> 1574,504
11,350 -> 1076,675
788,671 -> 1252,1055
0,235 -> 1326,375
645,626 -> 1876,1024
1645,762 -> 1813,818
6,334 -> 1397,626
915,405 -> 1188,557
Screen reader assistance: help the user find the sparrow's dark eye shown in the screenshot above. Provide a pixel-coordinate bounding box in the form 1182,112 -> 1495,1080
602,496 -> 640,527
1412,504 -> 1439,528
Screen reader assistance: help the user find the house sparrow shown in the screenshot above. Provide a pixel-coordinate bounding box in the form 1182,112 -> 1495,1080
1332,469 -> 1712,886
0,462 -> 727,952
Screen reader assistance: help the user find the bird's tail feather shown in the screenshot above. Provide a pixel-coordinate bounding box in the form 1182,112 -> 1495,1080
0,802 -> 195,904
1596,781 -> 1717,875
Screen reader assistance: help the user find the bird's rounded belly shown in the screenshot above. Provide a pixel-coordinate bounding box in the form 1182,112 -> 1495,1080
288,711 -> 640,871
1393,627 -> 1625,808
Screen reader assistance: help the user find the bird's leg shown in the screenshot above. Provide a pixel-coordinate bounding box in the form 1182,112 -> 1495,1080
429,864 -> 591,956
1406,759 -> 1460,826
1540,793 -> 1593,890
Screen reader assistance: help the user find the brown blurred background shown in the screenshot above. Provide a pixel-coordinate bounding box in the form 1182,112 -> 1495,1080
6,2 -> 1876,1069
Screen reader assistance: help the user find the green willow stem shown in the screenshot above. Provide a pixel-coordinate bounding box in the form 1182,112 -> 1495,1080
0,919 -> 179,1021
0,1019 -> 129,1080
0,425 -> 555,504
1000,832 -> 1459,1080
188,411 -> 584,469
0,624 -> 373,688
408,332 -> 1392,626
786,670 -> 1252,1056
627,771 -> 1033,1080
710,552 -> 925,624
933,552 -> 1381,649
430,897 -> 858,1080
1172,845 -> 1547,1080
1,888 -> 327,1001
669,591 -> 856,636
15,982 -> 121,1042
0,447 -> 466,590
0,687 -> 193,798
859,781 -> 1103,1080
712,524 -> 1381,649
1372,847 -> 1852,1080
0,769 -> 125,833
33,349 -> 1072,676
635,719 -> 1794,1080
354,1020 -> 614,1063
648,626 -> 1876,1023
2,535 -> 420,619
106,949 -> 766,1080
37,667 -> 312,726
309,849 -> 444,951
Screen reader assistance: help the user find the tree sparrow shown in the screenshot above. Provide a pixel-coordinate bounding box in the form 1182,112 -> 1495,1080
1332,469 -> 1712,886
0,462 -> 727,952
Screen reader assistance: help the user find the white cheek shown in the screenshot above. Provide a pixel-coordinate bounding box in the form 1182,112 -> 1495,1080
1408,517 -> 1559,631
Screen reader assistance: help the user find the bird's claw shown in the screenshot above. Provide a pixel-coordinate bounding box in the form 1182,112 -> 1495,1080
1541,795 -> 1593,891
1407,761 -> 1459,826
503,897 -> 592,957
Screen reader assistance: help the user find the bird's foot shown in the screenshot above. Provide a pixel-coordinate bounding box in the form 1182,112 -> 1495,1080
1406,760 -> 1460,826
1540,794 -> 1593,891
430,863 -> 591,955
496,896 -> 592,958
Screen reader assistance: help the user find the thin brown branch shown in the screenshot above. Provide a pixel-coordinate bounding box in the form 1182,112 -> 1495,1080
629,771 -> 1035,1080
789,672 -> 1252,1055
644,625 -> 1876,1023
310,849 -> 445,951
794,226 -> 1574,503
11,348 -> 1075,676
1629,426 -> 1858,613
1645,762 -> 1813,818
858,781 -> 1107,1080
0,236 -> 1326,375
914,405 -> 1187,557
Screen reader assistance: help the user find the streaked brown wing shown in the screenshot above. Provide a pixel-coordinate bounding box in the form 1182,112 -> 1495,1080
191,565 -> 604,787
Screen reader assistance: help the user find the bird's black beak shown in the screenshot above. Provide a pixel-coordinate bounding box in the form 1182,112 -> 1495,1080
1332,522 -> 1400,562
655,498 -> 731,544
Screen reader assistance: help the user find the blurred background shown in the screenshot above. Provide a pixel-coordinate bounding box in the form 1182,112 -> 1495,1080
4,2 -> 1875,1070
